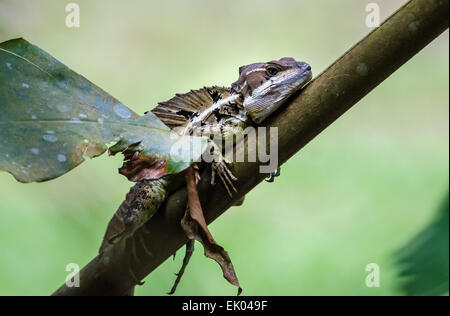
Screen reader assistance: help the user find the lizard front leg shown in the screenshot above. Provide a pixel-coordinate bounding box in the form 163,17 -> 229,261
209,146 -> 238,197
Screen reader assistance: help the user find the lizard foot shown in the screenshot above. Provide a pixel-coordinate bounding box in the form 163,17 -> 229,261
167,239 -> 195,295
265,166 -> 281,183
211,159 -> 237,197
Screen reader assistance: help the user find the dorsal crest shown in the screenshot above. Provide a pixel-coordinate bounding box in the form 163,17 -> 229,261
151,86 -> 241,131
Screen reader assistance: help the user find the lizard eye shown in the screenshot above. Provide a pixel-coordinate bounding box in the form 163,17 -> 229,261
266,67 -> 279,77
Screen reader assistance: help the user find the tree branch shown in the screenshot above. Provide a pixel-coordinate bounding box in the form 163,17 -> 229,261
52,0 -> 449,296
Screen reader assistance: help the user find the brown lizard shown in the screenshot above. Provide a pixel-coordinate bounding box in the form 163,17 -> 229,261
100,57 -> 312,293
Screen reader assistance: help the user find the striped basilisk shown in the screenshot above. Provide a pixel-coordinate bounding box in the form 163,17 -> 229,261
100,57 -> 312,293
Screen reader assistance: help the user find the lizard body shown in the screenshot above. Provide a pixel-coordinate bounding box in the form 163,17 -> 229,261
99,57 -> 312,291
151,57 -> 312,194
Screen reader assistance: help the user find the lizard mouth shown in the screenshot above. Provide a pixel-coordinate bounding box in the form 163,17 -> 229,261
282,68 -> 312,88
271,64 -> 312,90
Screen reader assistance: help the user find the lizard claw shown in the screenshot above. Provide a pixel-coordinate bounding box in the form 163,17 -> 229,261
211,160 -> 237,197
265,166 -> 281,183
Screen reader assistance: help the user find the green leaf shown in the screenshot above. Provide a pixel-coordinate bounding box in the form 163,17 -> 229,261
396,193 -> 449,296
0,38 -> 205,183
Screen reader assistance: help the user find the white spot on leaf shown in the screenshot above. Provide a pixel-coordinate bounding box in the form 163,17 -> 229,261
79,114 -> 88,119
31,115 -> 37,120
6,63 -> 12,69
22,83 -> 30,88
57,154 -> 67,162
57,81 -> 67,89
97,118 -> 104,124
43,134 -> 58,142
30,148 -> 40,155
57,104 -> 69,113
113,103 -> 132,119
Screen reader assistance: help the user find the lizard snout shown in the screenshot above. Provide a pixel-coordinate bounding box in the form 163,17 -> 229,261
297,61 -> 312,73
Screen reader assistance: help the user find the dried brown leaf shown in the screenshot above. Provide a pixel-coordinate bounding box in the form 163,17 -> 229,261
180,166 -> 242,295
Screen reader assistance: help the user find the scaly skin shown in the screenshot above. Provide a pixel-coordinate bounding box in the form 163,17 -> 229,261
99,57 -> 312,288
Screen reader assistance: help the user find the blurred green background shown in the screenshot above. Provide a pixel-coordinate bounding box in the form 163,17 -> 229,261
0,0 -> 448,296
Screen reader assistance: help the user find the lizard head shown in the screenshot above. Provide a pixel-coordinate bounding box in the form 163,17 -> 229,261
231,57 -> 312,124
